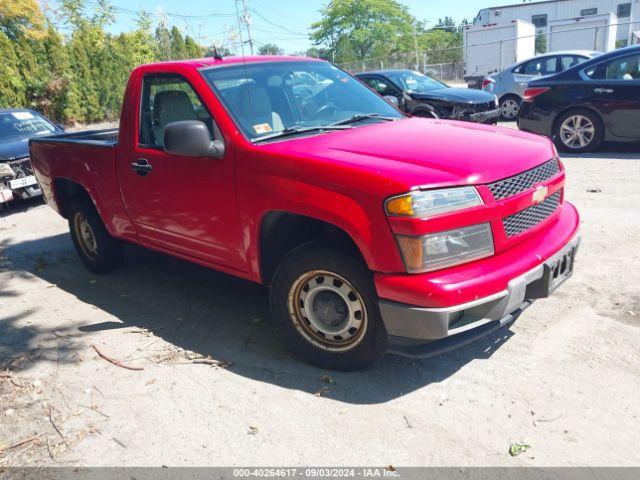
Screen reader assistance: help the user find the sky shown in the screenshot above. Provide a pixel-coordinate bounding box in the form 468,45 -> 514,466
52,0 -> 487,53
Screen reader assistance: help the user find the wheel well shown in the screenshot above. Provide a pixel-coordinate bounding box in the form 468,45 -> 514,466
259,212 -> 365,284
411,106 -> 438,118
498,93 -> 521,103
552,106 -> 604,136
54,178 -> 91,218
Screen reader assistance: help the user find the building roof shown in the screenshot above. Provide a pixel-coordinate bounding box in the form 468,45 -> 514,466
481,0 -> 571,12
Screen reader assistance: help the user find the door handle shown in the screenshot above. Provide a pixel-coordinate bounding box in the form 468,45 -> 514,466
594,88 -> 614,94
131,158 -> 152,176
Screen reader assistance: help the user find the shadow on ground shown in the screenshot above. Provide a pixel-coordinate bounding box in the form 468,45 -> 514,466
560,142 -> 640,160
1,232 -> 516,404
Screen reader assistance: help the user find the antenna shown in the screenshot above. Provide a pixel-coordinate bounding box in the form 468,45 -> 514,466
212,45 -> 224,60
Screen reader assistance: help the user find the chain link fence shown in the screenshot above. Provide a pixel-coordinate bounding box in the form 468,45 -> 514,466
337,21 -> 640,86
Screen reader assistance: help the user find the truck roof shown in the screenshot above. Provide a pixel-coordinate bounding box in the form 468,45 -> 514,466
133,55 -> 323,72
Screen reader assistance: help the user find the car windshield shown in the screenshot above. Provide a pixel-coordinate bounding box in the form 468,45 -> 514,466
0,111 -> 56,141
388,71 -> 447,93
201,61 -> 403,141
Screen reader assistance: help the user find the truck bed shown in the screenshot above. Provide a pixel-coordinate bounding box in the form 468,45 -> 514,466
30,128 -> 119,147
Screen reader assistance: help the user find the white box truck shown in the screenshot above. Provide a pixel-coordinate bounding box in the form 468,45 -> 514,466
463,20 -> 536,87
547,13 -> 618,53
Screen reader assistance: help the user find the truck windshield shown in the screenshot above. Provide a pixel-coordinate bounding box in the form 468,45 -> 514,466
388,71 -> 447,93
201,61 -> 404,141
0,111 -> 56,141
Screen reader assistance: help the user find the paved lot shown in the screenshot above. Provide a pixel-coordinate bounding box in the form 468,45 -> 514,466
1,141 -> 639,467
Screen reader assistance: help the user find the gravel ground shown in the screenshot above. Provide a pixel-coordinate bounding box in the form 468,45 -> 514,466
0,133 -> 639,467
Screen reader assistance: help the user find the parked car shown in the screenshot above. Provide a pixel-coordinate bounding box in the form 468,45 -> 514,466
30,56 -> 580,370
0,109 -> 64,205
356,70 -> 500,124
518,45 -> 640,153
483,51 -> 600,121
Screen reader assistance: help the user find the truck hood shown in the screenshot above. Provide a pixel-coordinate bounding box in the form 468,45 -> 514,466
410,87 -> 496,104
0,137 -> 30,162
261,118 -> 556,190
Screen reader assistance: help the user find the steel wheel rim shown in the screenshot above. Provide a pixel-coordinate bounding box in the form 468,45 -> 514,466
501,99 -> 519,119
560,115 -> 595,149
287,270 -> 367,352
74,213 -> 98,258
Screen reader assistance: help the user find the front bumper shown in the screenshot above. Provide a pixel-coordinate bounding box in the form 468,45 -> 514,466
466,107 -> 501,123
376,202 -> 581,358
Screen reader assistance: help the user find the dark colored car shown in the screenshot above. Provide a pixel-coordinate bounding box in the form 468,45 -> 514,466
518,45 -> 640,153
0,108 -> 64,204
356,70 -> 501,124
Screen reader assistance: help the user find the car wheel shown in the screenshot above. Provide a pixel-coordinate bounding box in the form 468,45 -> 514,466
269,243 -> 387,371
554,109 -> 604,153
68,198 -> 123,273
499,95 -> 521,121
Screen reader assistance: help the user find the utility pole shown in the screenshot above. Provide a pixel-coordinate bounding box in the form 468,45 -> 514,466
234,0 -> 245,55
242,0 -> 254,55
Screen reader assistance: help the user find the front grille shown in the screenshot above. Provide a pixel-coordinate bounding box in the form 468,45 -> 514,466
503,190 -> 562,237
8,158 -> 34,177
472,101 -> 496,113
488,159 -> 560,200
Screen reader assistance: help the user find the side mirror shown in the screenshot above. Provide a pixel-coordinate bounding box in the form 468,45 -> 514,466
164,120 -> 225,159
383,95 -> 399,106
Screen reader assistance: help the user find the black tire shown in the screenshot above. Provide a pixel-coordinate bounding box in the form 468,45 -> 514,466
67,197 -> 123,273
269,243 -> 387,371
553,108 -> 604,153
499,95 -> 521,121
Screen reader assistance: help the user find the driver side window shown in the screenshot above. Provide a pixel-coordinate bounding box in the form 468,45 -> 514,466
363,77 -> 394,96
139,75 -> 214,148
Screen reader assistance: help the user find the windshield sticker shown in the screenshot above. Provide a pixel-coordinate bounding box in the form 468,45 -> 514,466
11,112 -> 34,120
253,123 -> 272,134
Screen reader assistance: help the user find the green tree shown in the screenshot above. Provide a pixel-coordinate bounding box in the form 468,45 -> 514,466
310,0 -> 415,63
185,36 -> 203,58
0,31 -> 25,107
535,32 -> 547,54
258,43 -> 284,55
170,26 -> 187,59
155,23 -> 172,61
0,0 -> 45,40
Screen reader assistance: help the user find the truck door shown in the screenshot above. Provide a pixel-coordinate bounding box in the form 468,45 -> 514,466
118,73 -> 247,273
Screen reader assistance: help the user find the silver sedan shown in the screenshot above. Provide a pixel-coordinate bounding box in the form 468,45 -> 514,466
482,50 -> 600,121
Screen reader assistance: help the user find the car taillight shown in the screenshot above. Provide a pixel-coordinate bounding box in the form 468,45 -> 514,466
481,78 -> 494,88
523,87 -> 550,102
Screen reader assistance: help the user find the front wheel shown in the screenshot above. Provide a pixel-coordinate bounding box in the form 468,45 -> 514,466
67,198 -> 123,273
499,95 -> 521,121
554,109 -> 604,153
269,244 -> 387,370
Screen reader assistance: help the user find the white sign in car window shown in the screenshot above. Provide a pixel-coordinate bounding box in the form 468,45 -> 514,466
11,112 -> 35,120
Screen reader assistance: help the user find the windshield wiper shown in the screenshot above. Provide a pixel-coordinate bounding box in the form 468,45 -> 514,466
329,113 -> 398,126
252,125 -> 352,143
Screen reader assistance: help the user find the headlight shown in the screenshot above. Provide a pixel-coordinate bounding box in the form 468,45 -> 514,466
0,163 -> 15,179
396,223 -> 494,273
386,187 -> 483,218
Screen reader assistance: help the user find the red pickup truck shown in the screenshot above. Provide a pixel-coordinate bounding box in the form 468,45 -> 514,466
29,56 -> 580,370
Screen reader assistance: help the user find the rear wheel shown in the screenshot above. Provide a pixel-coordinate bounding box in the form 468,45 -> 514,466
554,109 -> 604,153
499,95 -> 521,121
269,243 -> 387,370
68,198 -> 123,273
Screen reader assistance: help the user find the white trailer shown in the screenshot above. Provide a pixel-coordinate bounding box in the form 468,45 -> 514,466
547,13 -> 618,52
463,20 -> 536,80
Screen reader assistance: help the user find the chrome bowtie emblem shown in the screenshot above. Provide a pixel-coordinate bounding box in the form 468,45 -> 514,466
532,185 -> 548,204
